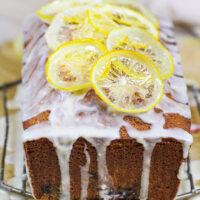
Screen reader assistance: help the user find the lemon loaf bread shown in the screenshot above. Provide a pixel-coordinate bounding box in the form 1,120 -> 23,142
22,7 -> 193,200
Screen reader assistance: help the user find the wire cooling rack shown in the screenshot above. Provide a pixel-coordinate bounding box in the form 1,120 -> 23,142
0,80 -> 200,199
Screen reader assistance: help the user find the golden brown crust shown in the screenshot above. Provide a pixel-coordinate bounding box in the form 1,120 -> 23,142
23,110 -> 50,130
119,126 -> 131,139
148,138 -> 183,200
163,113 -> 191,132
81,89 -> 107,110
24,138 -> 61,200
166,93 -> 188,105
106,139 -> 144,199
166,93 -> 177,102
83,89 -> 100,102
154,107 -> 163,113
123,116 -> 151,131
69,137 -> 99,200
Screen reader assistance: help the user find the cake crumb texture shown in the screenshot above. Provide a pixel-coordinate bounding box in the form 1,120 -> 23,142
69,137 -> 99,200
119,126 -> 131,139
148,138 -> 183,200
23,110 -> 50,130
123,116 -> 152,131
24,138 -> 61,200
163,113 -> 191,132
106,139 -> 144,199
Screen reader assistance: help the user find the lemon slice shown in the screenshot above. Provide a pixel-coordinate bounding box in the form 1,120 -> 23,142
90,50 -> 164,113
37,0 -> 103,23
107,27 -> 174,79
45,6 -> 107,50
87,5 -> 159,39
46,39 -> 107,91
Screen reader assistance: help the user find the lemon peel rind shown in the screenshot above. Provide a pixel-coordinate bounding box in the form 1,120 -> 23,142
37,3 -> 54,21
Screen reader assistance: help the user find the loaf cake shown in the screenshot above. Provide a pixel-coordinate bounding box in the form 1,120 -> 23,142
21,2 -> 193,200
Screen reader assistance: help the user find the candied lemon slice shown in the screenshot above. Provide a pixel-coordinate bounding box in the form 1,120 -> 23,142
107,27 -> 174,79
45,6 -> 107,50
46,39 -> 108,91
37,0 -> 103,23
87,5 -> 159,39
90,50 -> 164,113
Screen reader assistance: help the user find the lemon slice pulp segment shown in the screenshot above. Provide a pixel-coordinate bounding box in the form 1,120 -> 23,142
101,0 -> 159,27
90,50 -> 164,113
45,6 -> 107,50
107,27 -> 174,79
87,9 -> 119,35
87,5 -> 159,39
46,39 -> 108,91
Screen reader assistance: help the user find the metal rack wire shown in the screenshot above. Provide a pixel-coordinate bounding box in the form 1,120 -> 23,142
0,80 -> 33,198
0,80 -> 200,199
